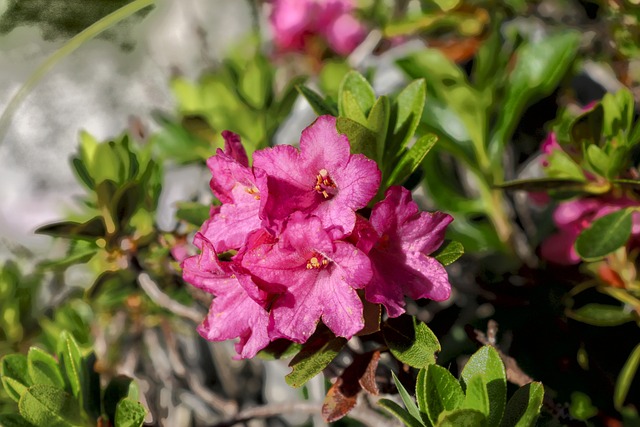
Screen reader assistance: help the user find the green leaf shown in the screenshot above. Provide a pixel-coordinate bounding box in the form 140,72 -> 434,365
341,90 -> 368,125
27,348 -> 64,389
496,178 -> 594,193
378,398 -> 426,427
319,60 -> 351,99
104,376 -> 139,423
0,414 -> 36,427
574,208 -> 633,261
392,371 -> 423,423
570,103 -> 604,146
35,218 -> 106,241
1,355 -> 31,402
418,365 -> 464,425
110,182 -> 142,231
392,79 -> 427,151
568,391 -> 598,421
80,352 -> 101,420
56,332 -> 82,399
175,202 -> 212,227
490,31 -> 580,162
285,328 -> 347,388
114,398 -> 146,427
336,117 -> 378,161
18,385 -> 83,427
436,408 -> 486,426
432,240 -> 464,266
71,158 -> 95,190
338,71 -> 376,117
367,95 -> 391,164
460,346 -> 506,427
386,134 -> 438,187
567,303 -> 636,326
545,150 -> 587,181
615,343 -> 640,410
585,145 -> 610,177
500,382 -> 545,427
296,85 -> 338,116
383,315 -> 441,368
462,375 -> 490,418
238,57 -> 270,109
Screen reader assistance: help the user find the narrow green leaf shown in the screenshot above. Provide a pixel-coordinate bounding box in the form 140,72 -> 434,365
378,398 -> 426,427
392,79 -> 427,151
114,398 -> 146,427
432,240 -> 464,266
18,385 -> 82,427
367,95 -> 391,164
338,71 -> 376,117
1,355 -> 31,402
336,117 -> 378,161
392,371 -> 423,422
615,343 -> 640,410
574,208 -> 633,261
27,348 -> 64,389
567,304 -> 636,327
296,85 -> 338,116
386,133 -> 438,187
383,315 -> 441,368
418,365 -> 464,425
56,332 -> 83,399
35,218 -> 106,241
460,346 -> 506,427
70,158 -> 95,190
437,408 -> 486,426
285,328 -> 347,388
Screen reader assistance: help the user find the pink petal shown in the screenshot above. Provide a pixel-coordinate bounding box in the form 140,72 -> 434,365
221,130 -> 248,167
324,13 -> 366,55
319,270 -> 364,338
299,116 -> 351,172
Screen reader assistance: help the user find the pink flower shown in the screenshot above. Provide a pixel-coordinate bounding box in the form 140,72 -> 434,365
201,132 -> 268,252
242,212 -> 372,342
182,234 -> 271,358
364,186 -> 453,317
270,0 -> 367,55
541,197 -> 640,265
253,115 -> 380,236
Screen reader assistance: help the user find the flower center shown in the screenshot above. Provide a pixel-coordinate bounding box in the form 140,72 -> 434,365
314,168 -> 337,199
306,253 -> 330,269
245,185 -> 260,200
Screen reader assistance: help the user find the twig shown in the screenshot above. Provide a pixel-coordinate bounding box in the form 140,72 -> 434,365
137,272 -> 204,323
471,320 -> 534,387
212,402 -> 321,427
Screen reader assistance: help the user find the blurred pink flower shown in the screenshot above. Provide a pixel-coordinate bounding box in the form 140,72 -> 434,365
541,197 -> 640,265
365,186 -> 453,317
270,0 -> 366,55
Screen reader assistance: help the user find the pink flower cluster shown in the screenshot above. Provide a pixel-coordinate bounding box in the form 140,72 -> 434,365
270,0 -> 367,56
182,116 -> 453,358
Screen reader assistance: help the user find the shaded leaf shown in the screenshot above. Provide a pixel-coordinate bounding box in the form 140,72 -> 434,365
574,208 -> 633,261
27,348 -> 64,389
296,85 -> 338,116
386,134 -> 438,187
104,376 -> 139,423
285,327 -> 347,388
567,304 -> 636,327
378,398 -> 425,427
257,340 -> 302,361
383,315 -> 441,368
114,398 -> 146,427
0,414 -> 36,427
437,408 -> 486,426
1,355 -> 31,402
615,343 -> 640,410
35,218 -> 106,241
500,382 -> 544,427
336,117 -> 378,161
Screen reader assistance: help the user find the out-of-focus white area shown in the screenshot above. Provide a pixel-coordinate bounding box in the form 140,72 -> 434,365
0,0 -> 253,259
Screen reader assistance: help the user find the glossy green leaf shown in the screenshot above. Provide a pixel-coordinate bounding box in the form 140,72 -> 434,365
35,218 -> 106,241
391,371 -> 423,423
18,385 -> 82,427
27,348 -> 64,389
461,375 -> 490,417
114,398 -> 146,427
285,328 -> 347,388
500,382 -> 545,427
567,303 -> 636,326
418,365 -> 464,425
336,117 -> 378,161
338,71 -> 376,117
296,85 -> 338,116
437,408 -> 486,426
1,355 -> 31,402
378,398 -> 425,427
432,241 -> 464,267
383,315 -> 441,368
56,332 -> 83,399
615,343 -> 640,410
574,208 -> 633,261
386,133 -> 438,187
392,79 -> 427,151
460,346 -> 506,427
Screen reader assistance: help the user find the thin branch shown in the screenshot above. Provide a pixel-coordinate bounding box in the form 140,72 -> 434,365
212,402 -> 320,427
137,272 -> 204,323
